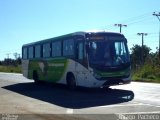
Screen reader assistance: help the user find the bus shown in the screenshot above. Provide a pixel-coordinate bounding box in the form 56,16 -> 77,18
22,31 -> 131,89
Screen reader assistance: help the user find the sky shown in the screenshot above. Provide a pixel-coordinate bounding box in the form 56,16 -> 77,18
0,0 -> 160,60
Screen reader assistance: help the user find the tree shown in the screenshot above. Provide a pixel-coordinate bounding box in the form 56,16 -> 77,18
130,44 -> 151,69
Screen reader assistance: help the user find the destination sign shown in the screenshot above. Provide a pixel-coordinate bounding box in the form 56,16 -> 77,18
89,36 -> 105,40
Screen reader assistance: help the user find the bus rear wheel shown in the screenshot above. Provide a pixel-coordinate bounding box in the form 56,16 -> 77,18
66,73 -> 76,90
33,71 -> 40,84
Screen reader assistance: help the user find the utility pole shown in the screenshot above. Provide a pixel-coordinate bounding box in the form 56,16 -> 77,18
114,24 -> 127,33
6,53 -> 11,66
153,12 -> 160,58
6,53 -> 11,59
13,52 -> 18,60
137,33 -> 148,65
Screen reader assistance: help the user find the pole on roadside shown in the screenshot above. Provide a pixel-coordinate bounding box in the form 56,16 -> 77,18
114,24 -> 127,33
137,33 -> 148,65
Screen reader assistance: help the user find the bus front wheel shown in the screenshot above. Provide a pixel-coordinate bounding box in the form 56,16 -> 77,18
66,73 -> 76,90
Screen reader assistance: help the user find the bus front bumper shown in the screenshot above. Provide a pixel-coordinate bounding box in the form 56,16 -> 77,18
101,76 -> 131,87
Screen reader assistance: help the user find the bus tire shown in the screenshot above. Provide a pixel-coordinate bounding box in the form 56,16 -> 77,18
33,70 -> 40,84
66,73 -> 76,90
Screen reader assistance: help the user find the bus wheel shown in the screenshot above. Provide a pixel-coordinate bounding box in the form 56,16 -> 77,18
103,86 -> 111,91
33,71 -> 40,84
66,73 -> 76,90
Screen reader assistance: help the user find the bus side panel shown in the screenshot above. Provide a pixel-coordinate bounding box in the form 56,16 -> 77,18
57,59 -> 76,85
27,58 -> 68,82
45,58 -> 68,82
73,61 -> 105,88
22,60 -> 29,78
28,60 -> 41,79
57,59 -> 104,88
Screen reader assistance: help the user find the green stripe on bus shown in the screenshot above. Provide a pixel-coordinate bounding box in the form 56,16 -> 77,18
28,57 -> 68,82
95,67 -> 130,77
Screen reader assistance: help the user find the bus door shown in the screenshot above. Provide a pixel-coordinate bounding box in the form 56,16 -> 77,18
76,40 -> 89,86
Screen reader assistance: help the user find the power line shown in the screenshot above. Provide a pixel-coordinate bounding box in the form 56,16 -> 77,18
103,12 -> 155,30
148,32 -> 159,35
118,12 -> 152,24
127,17 -> 154,26
117,12 -> 154,25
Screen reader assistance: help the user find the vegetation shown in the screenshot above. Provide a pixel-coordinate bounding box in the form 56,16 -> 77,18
0,58 -> 22,73
131,45 -> 160,83
0,65 -> 21,73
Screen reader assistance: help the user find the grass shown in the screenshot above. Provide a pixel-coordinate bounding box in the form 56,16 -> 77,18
131,64 -> 160,83
132,76 -> 160,83
0,65 -> 22,73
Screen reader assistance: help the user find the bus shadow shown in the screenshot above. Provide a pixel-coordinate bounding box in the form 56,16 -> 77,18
3,82 -> 134,109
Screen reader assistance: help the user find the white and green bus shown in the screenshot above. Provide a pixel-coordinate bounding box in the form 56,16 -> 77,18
22,31 -> 131,89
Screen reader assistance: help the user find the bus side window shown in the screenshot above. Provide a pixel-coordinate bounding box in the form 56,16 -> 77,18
28,46 -> 34,59
35,45 -> 41,58
52,41 -> 62,57
22,47 -> 28,59
43,43 -> 51,58
63,39 -> 74,56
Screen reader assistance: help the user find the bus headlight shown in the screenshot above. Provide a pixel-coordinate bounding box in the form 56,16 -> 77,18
93,73 -> 102,79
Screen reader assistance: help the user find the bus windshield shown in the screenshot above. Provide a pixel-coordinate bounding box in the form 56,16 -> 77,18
88,39 -> 130,67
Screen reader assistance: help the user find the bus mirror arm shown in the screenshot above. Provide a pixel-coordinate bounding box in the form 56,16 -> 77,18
85,44 -> 89,53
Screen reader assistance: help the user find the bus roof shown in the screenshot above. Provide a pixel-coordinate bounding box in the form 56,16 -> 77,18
22,31 -> 124,47
74,30 -> 123,36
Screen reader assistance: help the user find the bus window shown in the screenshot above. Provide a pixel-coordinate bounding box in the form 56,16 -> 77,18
63,39 -> 74,56
35,45 -> 41,58
52,41 -> 62,57
114,41 -> 129,65
22,47 -> 28,59
43,43 -> 51,58
28,46 -> 34,59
